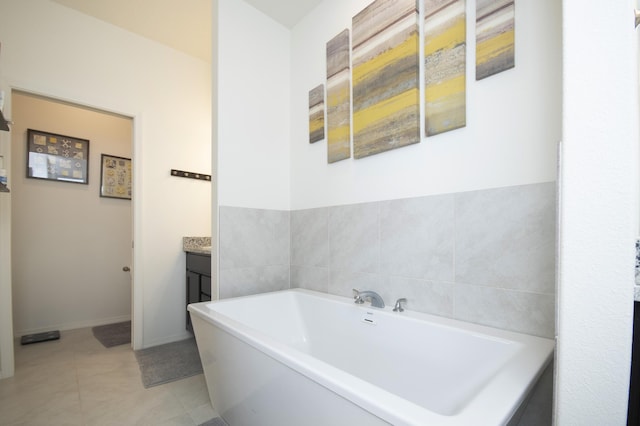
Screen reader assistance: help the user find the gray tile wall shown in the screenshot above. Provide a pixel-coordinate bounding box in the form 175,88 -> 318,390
219,206 -> 290,299
290,182 -> 556,338
218,182 -> 556,338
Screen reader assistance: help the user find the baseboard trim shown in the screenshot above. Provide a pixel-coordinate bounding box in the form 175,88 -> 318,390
142,331 -> 193,349
14,314 -> 132,337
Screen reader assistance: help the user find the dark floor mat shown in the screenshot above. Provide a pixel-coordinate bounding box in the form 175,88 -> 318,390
20,330 -> 60,345
92,321 -> 131,348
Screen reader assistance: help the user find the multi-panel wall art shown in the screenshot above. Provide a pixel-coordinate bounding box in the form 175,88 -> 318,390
308,0 -> 515,163
308,84 -> 325,144
476,0 -> 515,80
326,30 -> 352,163
352,0 -> 420,159
424,0 -> 466,136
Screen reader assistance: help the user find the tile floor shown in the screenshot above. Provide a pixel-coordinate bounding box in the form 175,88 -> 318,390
0,327 -> 218,425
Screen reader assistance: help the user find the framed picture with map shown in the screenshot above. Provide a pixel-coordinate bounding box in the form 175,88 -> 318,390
26,129 -> 89,184
100,153 -> 131,200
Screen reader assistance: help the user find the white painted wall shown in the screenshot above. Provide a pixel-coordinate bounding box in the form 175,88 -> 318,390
0,0 -> 211,350
289,0 -> 561,209
10,92 -> 132,335
216,0 -> 291,211
555,0 -> 638,423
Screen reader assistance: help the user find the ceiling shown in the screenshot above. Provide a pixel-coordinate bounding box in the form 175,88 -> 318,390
51,0 -> 323,63
243,0 -> 323,28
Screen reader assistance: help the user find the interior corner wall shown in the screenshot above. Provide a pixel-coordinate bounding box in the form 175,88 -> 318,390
289,0 -> 562,209
216,0 -> 291,211
0,0 -> 211,348
10,92 -> 132,335
211,0 -> 220,301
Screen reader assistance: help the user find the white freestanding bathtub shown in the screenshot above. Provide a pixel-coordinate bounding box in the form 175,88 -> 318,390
188,289 -> 554,426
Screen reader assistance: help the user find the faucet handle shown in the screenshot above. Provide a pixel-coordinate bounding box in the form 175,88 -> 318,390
352,289 -> 364,304
393,298 -> 407,312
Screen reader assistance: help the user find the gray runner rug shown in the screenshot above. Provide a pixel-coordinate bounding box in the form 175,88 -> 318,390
92,321 -> 131,348
134,338 -> 203,388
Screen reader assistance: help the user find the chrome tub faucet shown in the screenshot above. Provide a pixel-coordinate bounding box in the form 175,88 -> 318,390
393,298 -> 407,312
353,289 -> 385,308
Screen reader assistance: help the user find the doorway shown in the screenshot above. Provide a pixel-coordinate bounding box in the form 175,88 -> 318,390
9,91 -> 133,343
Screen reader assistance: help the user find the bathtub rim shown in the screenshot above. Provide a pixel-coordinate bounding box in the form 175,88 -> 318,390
188,288 -> 555,426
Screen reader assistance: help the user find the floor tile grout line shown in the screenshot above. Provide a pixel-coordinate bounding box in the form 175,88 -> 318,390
72,345 -> 86,426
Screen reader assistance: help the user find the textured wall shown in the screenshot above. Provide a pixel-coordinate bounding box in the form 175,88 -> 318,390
555,0 -> 637,423
291,181 -> 556,338
219,207 -> 290,298
220,182 -> 555,338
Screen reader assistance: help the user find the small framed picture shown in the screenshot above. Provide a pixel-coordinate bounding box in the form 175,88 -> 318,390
26,129 -> 89,184
100,154 -> 132,200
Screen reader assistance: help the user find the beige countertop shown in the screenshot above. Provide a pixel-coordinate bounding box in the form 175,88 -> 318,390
183,236 -> 211,255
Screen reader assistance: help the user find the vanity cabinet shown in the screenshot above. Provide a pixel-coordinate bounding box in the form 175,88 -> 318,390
186,252 -> 211,333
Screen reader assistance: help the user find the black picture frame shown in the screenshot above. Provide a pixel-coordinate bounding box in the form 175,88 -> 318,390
26,129 -> 89,184
100,153 -> 132,200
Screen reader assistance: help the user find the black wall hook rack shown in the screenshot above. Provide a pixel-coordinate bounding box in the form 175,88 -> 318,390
170,169 -> 211,181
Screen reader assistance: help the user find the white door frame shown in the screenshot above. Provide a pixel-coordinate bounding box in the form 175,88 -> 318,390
0,104 -> 13,378
0,86 -> 144,379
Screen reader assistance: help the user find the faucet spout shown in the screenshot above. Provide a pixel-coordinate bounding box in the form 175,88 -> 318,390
353,290 -> 385,308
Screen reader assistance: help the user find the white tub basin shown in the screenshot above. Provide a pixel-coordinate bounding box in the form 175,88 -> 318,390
189,289 -> 554,425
